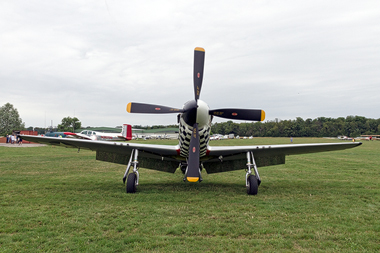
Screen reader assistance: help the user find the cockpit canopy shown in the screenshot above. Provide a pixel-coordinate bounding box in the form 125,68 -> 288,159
80,130 -> 95,136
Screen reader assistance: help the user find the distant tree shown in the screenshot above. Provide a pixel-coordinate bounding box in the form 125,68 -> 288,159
57,117 -> 81,132
0,103 -> 25,136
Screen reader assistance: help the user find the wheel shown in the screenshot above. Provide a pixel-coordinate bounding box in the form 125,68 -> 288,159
126,173 -> 137,193
247,175 -> 258,195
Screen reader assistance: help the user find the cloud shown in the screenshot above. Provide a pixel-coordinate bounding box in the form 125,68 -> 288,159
1,0 -> 379,128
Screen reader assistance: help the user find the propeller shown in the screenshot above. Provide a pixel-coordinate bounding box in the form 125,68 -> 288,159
193,47 -> 205,101
186,123 -> 200,182
185,47 -> 206,182
209,108 -> 265,121
127,102 -> 183,114
126,47 -> 265,183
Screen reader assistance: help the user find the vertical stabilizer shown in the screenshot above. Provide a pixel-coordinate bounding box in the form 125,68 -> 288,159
122,124 -> 132,140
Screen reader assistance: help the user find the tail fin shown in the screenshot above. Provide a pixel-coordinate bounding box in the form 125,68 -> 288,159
121,124 -> 132,141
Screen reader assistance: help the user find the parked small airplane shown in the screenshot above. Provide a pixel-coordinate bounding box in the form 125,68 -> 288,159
210,134 -> 227,140
22,47 -> 362,195
64,124 -> 132,141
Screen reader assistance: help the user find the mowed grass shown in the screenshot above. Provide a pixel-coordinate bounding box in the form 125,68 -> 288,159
0,138 -> 379,252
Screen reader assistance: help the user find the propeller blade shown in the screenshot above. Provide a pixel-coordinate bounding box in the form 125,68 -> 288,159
186,123 -> 200,182
194,47 -> 205,101
127,102 -> 183,114
209,108 -> 266,121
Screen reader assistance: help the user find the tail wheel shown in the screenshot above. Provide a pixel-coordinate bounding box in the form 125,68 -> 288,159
126,173 -> 137,193
247,175 -> 258,195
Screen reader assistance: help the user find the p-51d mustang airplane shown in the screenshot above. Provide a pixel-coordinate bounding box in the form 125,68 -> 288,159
64,124 -> 132,141
22,47 -> 362,195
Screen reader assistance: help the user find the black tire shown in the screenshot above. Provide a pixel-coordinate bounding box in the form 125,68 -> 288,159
247,175 -> 258,195
180,165 -> 187,174
126,173 -> 137,193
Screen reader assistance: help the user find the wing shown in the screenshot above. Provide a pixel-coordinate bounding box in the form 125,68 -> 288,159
21,135 -> 362,174
21,135 -> 182,173
202,142 -> 362,174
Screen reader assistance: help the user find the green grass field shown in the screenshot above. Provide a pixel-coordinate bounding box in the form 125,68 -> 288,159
1,138 -> 379,252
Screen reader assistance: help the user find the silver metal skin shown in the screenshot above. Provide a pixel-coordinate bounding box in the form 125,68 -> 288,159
251,152 -> 261,184
132,149 -> 139,186
195,100 -> 210,127
198,167 -> 203,182
246,152 -> 252,187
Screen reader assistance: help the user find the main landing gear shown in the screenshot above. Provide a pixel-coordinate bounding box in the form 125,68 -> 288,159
122,150 -> 261,195
246,152 -> 261,195
123,149 -> 139,193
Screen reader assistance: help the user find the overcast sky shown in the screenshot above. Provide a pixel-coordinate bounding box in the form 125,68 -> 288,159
1,0 -> 379,128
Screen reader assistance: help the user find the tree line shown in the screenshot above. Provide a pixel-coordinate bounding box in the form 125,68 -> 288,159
2,103 -> 379,138
211,116 -> 380,137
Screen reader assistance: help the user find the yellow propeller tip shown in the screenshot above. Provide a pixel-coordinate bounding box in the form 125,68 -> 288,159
187,177 -> 199,182
194,47 -> 205,52
127,103 -> 132,113
261,110 -> 266,121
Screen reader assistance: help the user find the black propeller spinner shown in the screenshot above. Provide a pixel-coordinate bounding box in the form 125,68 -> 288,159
127,47 -> 265,182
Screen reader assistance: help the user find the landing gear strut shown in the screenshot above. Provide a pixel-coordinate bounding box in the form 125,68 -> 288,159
246,152 -> 261,195
123,149 -> 139,193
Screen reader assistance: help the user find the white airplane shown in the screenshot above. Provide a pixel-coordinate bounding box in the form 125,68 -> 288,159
22,47 -> 362,195
210,134 -> 227,140
64,124 -> 132,141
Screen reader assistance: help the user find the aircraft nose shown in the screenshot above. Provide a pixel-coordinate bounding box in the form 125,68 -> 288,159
182,100 -> 198,126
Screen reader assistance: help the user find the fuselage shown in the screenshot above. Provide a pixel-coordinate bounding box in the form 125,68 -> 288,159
67,124 -> 132,141
77,130 -> 125,141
